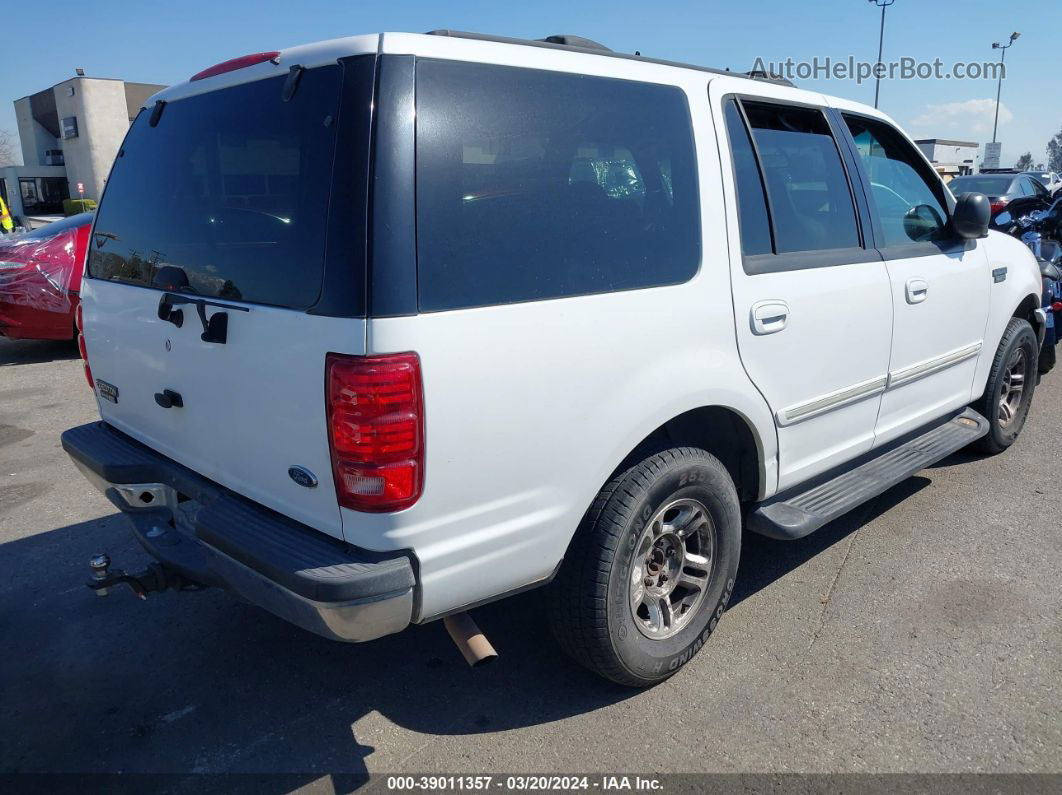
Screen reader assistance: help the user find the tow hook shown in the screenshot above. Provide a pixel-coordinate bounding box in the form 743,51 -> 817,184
87,553 -> 201,600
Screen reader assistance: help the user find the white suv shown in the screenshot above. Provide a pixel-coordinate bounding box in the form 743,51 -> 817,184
63,31 -> 1045,686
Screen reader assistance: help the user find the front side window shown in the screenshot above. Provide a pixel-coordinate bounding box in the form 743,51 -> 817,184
743,102 -> 860,254
843,115 -> 950,247
415,60 -> 700,311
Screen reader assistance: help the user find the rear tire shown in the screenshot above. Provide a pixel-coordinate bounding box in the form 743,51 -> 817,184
971,317 -> 1038,454
547,448 -> 741,687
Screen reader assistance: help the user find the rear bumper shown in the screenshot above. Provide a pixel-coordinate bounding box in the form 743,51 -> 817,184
61,422 -> 415,642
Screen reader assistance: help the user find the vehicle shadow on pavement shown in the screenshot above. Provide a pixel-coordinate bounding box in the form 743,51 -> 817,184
1,475 -> 932,785
730,475 -> 932,608
0,338 -> 79,366
0,512 -> 631,785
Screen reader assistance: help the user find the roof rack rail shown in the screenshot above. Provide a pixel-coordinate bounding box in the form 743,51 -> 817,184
424,30 -> 795,87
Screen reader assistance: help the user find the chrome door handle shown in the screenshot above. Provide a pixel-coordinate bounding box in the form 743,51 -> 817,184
906,278 -> 929,304
751,300 -> 790,335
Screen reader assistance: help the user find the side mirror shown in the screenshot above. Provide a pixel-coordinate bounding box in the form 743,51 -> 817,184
903,204 -> 946,242
951,192 -> 990,239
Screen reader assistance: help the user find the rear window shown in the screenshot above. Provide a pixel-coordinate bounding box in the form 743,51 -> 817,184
949,176 -> 1012,196
415,60 -> 700,312
88,65 -> 347,309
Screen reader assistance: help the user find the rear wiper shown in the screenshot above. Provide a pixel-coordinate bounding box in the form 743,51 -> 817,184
157,292 -> 248,344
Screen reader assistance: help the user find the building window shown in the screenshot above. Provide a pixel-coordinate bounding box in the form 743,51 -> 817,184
61,116 -> 79,139
40,178 -> 70,213
19,179 -> 39,211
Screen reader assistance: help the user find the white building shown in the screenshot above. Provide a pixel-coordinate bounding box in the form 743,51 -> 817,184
4,74 -> 165,220
914,139 -> 979,179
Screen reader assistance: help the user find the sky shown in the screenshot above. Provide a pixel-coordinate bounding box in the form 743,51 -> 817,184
3,0 -> 1060,168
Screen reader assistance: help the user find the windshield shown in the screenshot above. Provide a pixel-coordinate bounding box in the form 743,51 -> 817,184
88,65 -> 349,309
948,176 -> 1012,196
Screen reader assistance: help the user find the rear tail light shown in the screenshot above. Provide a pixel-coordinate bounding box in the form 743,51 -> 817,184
326,353 -> 424,512
190,51 -> 280,81
989,198 -> 1009,215
76,302 -> 93,390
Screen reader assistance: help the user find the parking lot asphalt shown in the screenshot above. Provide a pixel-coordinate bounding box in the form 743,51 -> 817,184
1,334 -> 1060,783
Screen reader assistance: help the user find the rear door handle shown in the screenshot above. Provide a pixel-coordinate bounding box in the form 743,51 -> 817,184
751,300 -> 790,335
906,278 -> 929,304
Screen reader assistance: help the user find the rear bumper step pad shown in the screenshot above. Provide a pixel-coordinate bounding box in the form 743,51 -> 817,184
748,408 -> 989,540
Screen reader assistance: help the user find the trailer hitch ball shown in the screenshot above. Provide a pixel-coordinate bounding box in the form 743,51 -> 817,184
89,553 -> 112,597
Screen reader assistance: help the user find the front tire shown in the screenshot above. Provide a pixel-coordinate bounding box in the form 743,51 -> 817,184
547,448 -> 741,687
972,317 -> 1038,454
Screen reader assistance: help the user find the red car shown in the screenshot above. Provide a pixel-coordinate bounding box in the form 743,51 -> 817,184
0,213 -> 93,340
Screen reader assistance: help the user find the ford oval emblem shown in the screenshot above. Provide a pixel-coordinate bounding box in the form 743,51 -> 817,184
287,466 -> 318,488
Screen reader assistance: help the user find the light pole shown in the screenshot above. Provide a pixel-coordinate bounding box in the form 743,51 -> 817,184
991,32 -> 1019,144
867,0 -> 896,109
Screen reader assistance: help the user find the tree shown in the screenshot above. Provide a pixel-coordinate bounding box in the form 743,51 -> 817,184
0,129 -> 14,166
1015,152 -> 1033,171
1048,127 -> 1062,173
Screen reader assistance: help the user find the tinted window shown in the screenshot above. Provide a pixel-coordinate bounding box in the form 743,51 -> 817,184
743,103 -> 859,253
948,175 -> 1012,197
88,65 -> 349,309
723,100 -> 772,256
415,60 -> 700,311
843,115 -> 949,247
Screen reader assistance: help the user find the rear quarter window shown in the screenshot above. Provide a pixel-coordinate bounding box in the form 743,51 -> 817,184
414,60 -> 701,312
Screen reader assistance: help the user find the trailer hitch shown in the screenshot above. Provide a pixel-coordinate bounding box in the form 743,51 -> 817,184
87,553 -> 203,599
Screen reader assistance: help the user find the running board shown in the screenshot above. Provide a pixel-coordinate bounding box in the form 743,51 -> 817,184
748,408 -> 989,540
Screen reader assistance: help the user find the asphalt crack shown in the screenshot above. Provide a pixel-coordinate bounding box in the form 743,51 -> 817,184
806,500 -> 875,652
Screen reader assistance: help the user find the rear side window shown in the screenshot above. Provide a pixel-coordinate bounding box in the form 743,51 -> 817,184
415,60 -> 700,311
743,102 -> 860,254
88,65 -> 347,309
